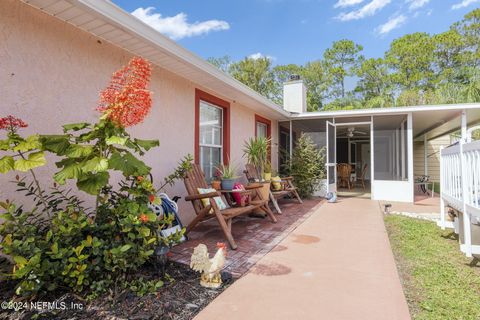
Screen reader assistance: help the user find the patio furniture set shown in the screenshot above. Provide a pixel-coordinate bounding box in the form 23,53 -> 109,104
183,163 -> 302,249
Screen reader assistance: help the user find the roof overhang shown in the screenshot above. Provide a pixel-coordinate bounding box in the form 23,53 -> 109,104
290,103 -> 480,141
15,1 -> 480,132
21,0 -> 290,121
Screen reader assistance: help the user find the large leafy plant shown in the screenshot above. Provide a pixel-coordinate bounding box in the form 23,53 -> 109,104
0,116 -> 49,214
242,137 -> 270,179
0,57 -> 190,297
41,120 -> 158,196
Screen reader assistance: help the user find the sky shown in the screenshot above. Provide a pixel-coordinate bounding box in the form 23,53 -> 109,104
112,0 -> 479,66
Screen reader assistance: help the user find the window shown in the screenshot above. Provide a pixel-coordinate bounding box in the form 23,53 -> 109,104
199,102 -> 223,179
255,114 -> 272,161
256,122 -> 268,139
195,90 -> 230,180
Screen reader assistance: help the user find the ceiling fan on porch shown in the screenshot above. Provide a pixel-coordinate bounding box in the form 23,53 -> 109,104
340,127 -> 368,138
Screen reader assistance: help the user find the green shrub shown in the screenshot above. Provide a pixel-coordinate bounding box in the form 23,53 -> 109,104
286,134 -> 325,198
0,57 -> 190,297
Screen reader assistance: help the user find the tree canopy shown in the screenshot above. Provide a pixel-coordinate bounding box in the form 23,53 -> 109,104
207,9 -> 480,111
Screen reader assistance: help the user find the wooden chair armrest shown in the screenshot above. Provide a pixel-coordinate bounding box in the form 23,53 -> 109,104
218,189 -> 251,195
245,183 -> 263,190
185,192 -> 219,201
280,176 -> 294,181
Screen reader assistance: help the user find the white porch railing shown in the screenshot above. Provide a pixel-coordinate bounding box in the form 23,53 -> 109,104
438,140 -> 480,257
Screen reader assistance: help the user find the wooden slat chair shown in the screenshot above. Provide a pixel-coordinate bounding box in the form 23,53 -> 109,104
184,164 -> 277,250
337,163 -> 352,189
356,163 -> 368,190
244,164 -> 303,214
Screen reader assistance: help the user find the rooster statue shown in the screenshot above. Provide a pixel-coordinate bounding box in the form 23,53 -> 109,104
190,242 -> 227,288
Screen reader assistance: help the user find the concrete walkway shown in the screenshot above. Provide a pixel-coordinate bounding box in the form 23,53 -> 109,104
195,198 -> 411,320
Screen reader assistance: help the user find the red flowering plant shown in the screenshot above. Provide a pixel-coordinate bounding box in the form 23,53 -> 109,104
0,115 -> 49,213
0,57 -> 190,297
97,57 -> 152,127
39,56 -> 159,196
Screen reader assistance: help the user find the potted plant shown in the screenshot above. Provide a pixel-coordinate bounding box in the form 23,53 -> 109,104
211,177 -> 222,190
211,168 -> 222,190
264,161 -> 272,181
243,137 -> 271,202
216,163 -> 239,190
243,137 -> 270,179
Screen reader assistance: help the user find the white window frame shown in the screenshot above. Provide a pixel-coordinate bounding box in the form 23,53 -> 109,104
256,121 -> 268,139
199,101 -> 224,177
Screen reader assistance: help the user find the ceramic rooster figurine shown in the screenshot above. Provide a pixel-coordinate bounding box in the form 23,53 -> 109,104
190,242 -> 227,288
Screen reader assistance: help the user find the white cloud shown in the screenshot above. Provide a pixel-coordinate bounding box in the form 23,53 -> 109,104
406,0 -> 430,10
336,0 -> 391,21
248,52 -> 276,61
131,7 -> 230,40
451,0 -> 479,9
377,15 -> 407,34
334,0 -> 365,8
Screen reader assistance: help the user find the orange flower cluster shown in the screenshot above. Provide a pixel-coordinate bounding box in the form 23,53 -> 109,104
139,213 -> 149,223
97,57 -> 152,127
0,115 -> 28,132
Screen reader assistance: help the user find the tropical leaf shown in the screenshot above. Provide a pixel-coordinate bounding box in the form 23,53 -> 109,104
133,139 -> 159,151
13,151 -> 47,171
13,135 -> 42,152
0,156 -> 14,174
62,123 -> 91,132
106,136 -> 127,146
13,256 -> 28,267
0,139 -> 10,150
108,151 -> 150,177
120,244 -> 132,252
40,135 -> 71,155
138,226 -> 151,237
82,157 -> 108,173
145,212 -> 157,222
65,145 -> 94,158
76,172 -> 109,195
53,162 -> 83,184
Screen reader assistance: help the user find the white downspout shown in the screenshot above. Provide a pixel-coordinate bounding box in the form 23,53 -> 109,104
289,120 -> 293,161
424,134 -> 428,176
407,113 -> 414,202
370,116 -> 374,199
460,109 -> 472,257
439,146 -> 445,230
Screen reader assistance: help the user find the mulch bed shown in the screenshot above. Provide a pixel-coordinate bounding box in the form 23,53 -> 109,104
0,259 -> 234,320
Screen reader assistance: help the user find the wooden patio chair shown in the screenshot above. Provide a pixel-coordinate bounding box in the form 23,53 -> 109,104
244,163 -> 302,214
356,163 -> 368,190
184,164 -> 277,250
337,163 -> 352,189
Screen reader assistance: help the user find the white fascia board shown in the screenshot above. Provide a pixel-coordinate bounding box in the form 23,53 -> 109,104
71,0 -> 290,119
290,103 -> 480,120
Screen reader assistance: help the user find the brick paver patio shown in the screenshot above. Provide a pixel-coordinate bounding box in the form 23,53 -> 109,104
170,198 -> 324,277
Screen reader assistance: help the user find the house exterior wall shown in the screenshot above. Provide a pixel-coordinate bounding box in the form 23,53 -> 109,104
0,0 -> 278,224
413,135 -> 451,183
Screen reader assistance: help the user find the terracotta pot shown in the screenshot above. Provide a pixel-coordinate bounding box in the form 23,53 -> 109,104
253,181 -> 271,217
260,181 -> 271,200
211,180 -> 221,190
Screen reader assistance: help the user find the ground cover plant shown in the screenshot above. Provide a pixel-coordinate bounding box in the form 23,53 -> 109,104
384,215 -> 480,320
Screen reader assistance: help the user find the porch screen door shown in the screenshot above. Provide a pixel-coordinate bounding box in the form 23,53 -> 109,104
326,121 -> 337,193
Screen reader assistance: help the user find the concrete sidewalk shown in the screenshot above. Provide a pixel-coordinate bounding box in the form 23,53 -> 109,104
195,198 -> 411,320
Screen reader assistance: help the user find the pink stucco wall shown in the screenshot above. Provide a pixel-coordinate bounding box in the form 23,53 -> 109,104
0,0 -> 279,224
